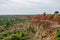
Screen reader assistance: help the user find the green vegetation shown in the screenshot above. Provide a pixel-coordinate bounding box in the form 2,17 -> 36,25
0,27 -> 34,40
0,16 -> 27,29
0,16 -> 33,40
57,28 -> 60,40
0,31 -> 29,40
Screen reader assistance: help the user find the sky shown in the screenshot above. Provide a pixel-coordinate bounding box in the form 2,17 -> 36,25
0,0 -> 60,15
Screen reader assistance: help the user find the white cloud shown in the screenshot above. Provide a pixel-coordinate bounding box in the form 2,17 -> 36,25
40,0 -> 52,4
9,0 -> 52,4
0,0 -> 60,15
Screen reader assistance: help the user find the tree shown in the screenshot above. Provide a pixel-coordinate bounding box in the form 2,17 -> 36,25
54,11 -> 59,15
43,12 -> 46,16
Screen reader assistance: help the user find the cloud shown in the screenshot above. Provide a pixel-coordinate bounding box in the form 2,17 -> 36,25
0,0 -> 60,15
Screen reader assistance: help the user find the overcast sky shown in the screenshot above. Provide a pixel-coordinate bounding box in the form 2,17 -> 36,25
0,0 -> 60,15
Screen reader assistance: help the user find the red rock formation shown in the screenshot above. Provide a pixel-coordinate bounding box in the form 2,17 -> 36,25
31,14 -> 60,40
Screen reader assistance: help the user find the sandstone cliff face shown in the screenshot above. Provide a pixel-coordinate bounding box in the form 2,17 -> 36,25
30,15 -> 60,40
